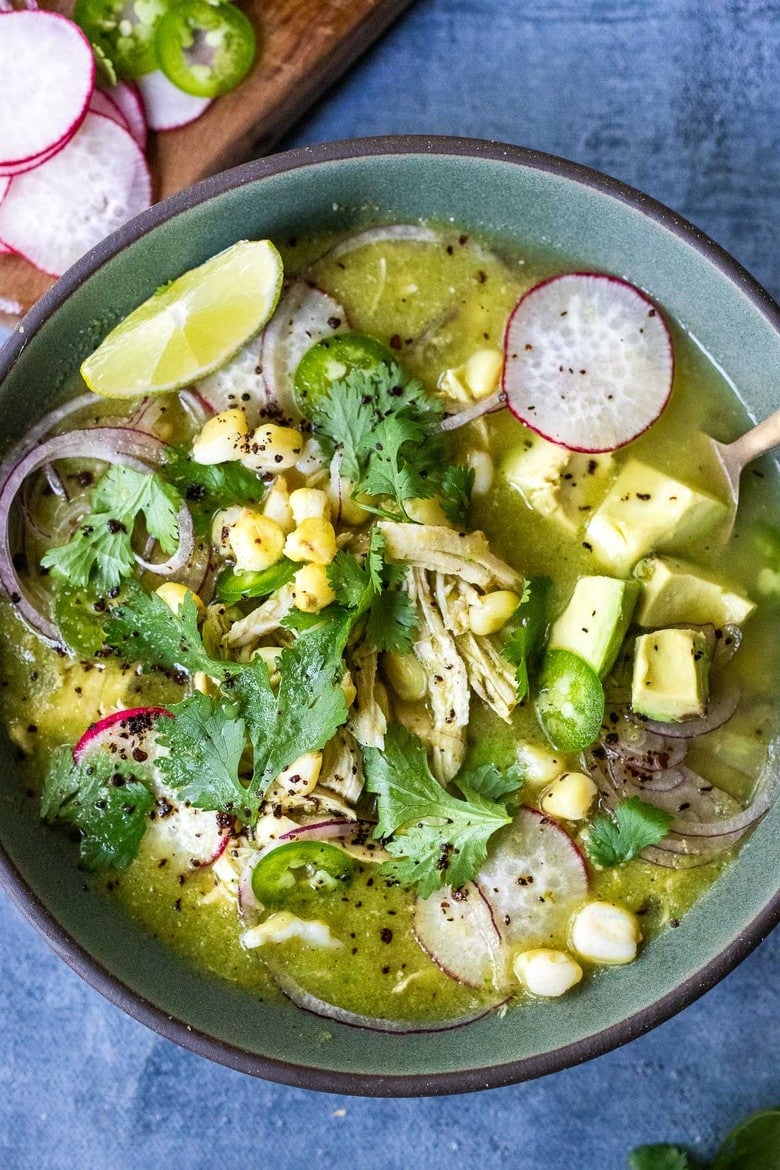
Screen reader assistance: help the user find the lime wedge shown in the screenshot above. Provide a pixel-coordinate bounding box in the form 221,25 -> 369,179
81,239 -> 284,398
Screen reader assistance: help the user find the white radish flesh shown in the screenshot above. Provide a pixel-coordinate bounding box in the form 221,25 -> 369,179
415,882 -> 506,989
502,273 -> 673,452
0,11 -> 94,170
258,283 -> 347,418
104,82 -> 147,151
0,113 -> 152,277
136,70 -> 211,132
477,808 -> 589,955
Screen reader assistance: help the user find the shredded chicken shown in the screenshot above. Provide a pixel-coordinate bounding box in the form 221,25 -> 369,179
378,521 -> 521,591
455,631 -> 518,723
347,643 -> 387,749
226,583 -> 294,647
320,728 -> 365,805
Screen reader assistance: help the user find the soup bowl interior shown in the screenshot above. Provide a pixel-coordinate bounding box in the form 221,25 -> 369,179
0,137 -> 778,1095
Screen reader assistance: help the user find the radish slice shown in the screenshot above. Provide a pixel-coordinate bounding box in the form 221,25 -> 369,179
104,82 -> 147,151
415,882 -> 506,989
0,11 -> 94,172
268,962 -> 504,1033
0,112 -> 151,276
257,282 -> 348,418
89,89 -> 130,134
136,70 -> 211,132
477,808 -> 589,955
0,136 -> 69,180
74,705 -> 231,868
502,273 -> 674,453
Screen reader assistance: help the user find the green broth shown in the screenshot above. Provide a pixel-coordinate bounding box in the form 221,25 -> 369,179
0,223 -> 777,1023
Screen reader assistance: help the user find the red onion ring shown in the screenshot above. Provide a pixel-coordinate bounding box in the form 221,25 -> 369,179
133,501 -> 195,578
438,389 -> 506,432
642,685 -> 740,738
0,427 -> 168,643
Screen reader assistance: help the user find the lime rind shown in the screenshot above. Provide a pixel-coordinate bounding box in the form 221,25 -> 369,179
81,239 -> 284,399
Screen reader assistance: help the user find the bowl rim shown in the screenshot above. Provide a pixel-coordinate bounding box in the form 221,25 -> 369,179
0,134 -> 778,1097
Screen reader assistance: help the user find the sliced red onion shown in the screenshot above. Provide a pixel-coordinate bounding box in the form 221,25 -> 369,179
669,774 -> 774,838
606,753 -> 688,794
319,224 -> 441,264
638,846 -> 721,871
277,818 -> 359,843
604,730 -> 688,772
268,962 -> 505,1034
0,392 -> 99,483
0,427 -> 167,642
178,388 -> 214,426
438,389 -> 506,432
711,624 -> 743,673
133,500 -> 194,578
643,685 -> 740,738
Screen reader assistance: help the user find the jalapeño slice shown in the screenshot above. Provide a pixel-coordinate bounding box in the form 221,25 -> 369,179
155,0 -> 256,98
535,648 -> 605,751
251,840 -> 357,910
293,332 -> 394,419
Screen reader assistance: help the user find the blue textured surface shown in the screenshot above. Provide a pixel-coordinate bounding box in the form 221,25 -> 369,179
0,1 -> 778,1166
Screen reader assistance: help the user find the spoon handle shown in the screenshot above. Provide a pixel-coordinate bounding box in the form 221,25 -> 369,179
725,407 -> 780,471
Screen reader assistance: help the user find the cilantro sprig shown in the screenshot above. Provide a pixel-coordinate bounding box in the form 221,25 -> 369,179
311,358 -> 470,522
327,529 -> 417,653
155,616 -> 351,821
41,746 -> 154,871
41,465 -> 181,595
364,726 -> 521,896
501,575 -> 550,700
105,586 -> 232,679
586,796 -> 674,868
162,445 -> 264,535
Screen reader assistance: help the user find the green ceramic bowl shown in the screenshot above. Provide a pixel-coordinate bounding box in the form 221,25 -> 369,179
0,137 -> 778,1096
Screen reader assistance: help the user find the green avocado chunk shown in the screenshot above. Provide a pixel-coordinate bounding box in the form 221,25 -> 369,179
584,459 -> 728,575
548,575 -> 639,678
631,628 -> 712,723
633,554 -> 756,627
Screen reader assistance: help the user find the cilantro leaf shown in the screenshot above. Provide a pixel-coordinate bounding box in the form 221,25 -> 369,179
41,466 -> 182,595
359,414 -> 432,505
328,550 -> 374,611
713,1109 -> 780,1170
163,444 -> 265,525
628,1146 -> 694,1170
439,465 -> 475,525
155,693 -> 249,813
41,746 -> 154,871
502,575 -> 550,700
364,726 -> 512,897
586,797 -> 674,868
105,586 -> 232,679
457,762 -> 524,802
363,587 -> 417,653
312,374 -> 377,480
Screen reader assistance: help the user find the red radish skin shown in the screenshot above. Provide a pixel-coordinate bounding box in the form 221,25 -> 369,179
0,11 -> 94,172
73,706 -> 172,763
502,273 -> 674,453
104,82 -> 147,151
89,90 -> 130,134
414,882 -> 506,989
258,282 -> 348,417
136,70 -> 211,132
0,112 -> 152,276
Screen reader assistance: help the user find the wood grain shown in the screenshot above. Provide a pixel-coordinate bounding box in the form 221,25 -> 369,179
0,0 -> 414,321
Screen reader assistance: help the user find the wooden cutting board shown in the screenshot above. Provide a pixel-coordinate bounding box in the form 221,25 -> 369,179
0,0 -> 414,321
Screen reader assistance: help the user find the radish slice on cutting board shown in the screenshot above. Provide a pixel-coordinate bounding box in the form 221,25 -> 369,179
0,10 -> 94,173
136,69 -> 211,132
502,273 -> 673,453
105,82 -> 148,151
89,89 -> 130,134
0,112 -> 151,277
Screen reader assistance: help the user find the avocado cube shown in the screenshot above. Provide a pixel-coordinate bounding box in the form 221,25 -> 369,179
585,459 -> 728,575
501,435 -> 614,534
633,555 -> 756,627
631,628 -> 712,723
549,575 -> 640,678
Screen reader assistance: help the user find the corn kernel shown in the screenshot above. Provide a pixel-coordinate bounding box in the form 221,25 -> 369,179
211,506 -> 244,555
383,651 -> 427,702
276,751 -> 323,796
464,348 -> 503,399
541,771 -> 597,820
262,476 -> 295,534
570,902 -> 641,965
468,589 -> 521,636
228,508 -> 285,571
292,563 -> 336,612
515,743 -> 565,787
467,449 -> 494,497
155,582 -> 205,617
192,670 -> 218,695
191,408 -> 248,465
290,487 -> 331,526
405,497 -> 451,526
253,645 -> 283,685
284,518 -> 338,565
513,949 -> 583,997
241,423 -> 304,473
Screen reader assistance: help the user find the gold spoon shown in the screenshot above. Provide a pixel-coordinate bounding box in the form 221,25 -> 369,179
709,407 -> 780,538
